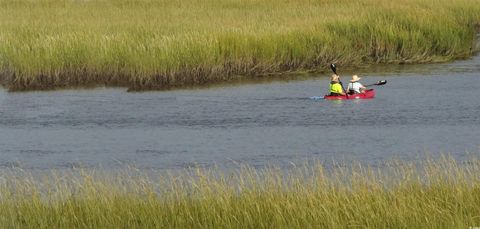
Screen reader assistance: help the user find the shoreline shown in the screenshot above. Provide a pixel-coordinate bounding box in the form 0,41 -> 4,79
3,42 -> 478,92
2,156 -> 480,227
2,46 -> 478,93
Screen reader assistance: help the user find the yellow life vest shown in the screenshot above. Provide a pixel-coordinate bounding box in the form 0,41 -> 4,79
329,82 -> 343,94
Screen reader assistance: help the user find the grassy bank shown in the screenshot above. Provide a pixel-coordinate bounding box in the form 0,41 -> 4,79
1,157 -> 480,227
0,0 -> 479,91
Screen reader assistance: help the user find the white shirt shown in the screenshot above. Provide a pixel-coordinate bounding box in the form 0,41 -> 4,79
347,82 -> 364,94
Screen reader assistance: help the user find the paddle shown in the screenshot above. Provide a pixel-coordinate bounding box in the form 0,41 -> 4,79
329,63 -> 348,98
330,63 -> 337,75
364,80 -> 387,87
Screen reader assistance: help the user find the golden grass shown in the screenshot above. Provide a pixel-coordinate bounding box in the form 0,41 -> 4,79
0,0 -> 479,90
1,156 -> 480,227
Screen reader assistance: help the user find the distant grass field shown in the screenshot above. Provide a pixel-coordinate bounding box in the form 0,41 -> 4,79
0,0 -> 479,91
1,156 -> 480,227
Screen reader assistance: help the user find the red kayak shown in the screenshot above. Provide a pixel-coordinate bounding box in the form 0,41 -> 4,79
324,89 -> 375,100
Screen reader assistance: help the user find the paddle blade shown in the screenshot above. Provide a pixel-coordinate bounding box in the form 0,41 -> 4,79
330,63 -> 337,74
375,80 -> 387,85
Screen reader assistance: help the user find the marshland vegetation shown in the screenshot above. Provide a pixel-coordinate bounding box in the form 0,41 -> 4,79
1,156 -> 480,227
0,0 -> 479,90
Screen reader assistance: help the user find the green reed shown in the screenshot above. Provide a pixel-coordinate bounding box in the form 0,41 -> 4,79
1,156 -> 480,228
0,0 -> 479,90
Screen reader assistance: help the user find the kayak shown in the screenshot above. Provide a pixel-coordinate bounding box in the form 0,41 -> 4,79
324,89 -> 375,100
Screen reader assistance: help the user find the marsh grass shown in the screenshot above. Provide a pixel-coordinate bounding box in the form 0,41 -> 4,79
0,0 -> 479,90
1,156 -> 480,228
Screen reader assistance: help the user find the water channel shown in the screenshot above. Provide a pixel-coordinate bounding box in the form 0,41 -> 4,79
0,55 -> 479,170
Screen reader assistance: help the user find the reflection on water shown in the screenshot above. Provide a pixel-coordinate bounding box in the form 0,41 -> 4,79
0,55 -> 479,170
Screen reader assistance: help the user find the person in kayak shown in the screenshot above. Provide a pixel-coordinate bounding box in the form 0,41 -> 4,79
347,75 -> 367,94
329,74 -> 345,96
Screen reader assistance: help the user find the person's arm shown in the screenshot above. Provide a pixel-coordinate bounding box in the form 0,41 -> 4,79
358,83 -> 367,92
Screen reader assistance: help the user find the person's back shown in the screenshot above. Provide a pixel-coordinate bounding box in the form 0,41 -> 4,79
329,74 -> 345,96
347,75 -> 366,94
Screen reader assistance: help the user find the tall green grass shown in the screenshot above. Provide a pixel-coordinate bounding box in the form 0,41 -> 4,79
1,156 -> 480,227
0,0 -> 479,90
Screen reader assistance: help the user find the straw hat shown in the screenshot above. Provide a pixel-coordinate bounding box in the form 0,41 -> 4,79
330,74 -> 340,82
350,75 -> 361,82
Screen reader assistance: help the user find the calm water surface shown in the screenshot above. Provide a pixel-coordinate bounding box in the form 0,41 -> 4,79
1,56 -> 479,170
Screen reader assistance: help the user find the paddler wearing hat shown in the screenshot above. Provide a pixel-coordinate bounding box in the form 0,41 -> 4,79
329,74 -> 345,96
347,75 -> 367,94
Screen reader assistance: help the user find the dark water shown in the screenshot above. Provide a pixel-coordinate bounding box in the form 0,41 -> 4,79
1,55 -> 479,170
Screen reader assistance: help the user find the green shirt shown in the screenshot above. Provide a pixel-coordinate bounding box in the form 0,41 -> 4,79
329,82 -> 343,94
